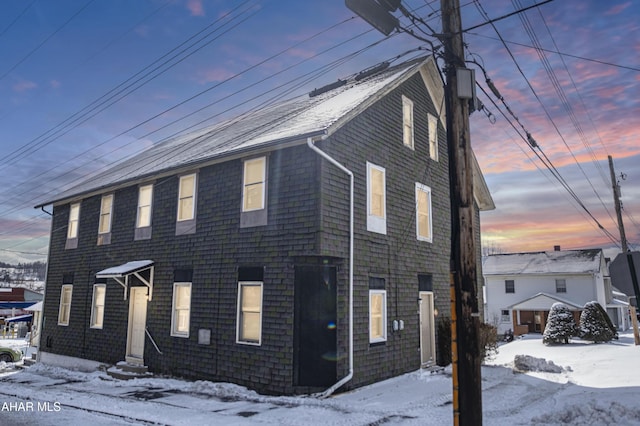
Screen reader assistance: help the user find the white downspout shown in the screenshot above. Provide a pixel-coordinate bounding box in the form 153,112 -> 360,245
307,136 -> 354,398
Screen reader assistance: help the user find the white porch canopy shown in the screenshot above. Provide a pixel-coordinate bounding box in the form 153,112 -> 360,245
507,292 -> 583,311
96,260 -> 155,301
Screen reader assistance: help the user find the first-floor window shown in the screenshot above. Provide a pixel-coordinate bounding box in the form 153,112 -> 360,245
171,282 -> 192,337
58,284 -> 73,326
237,281 -> 263,345
369,286 -> 387,343
90,284 -> 106,329
501,309 -> 510,322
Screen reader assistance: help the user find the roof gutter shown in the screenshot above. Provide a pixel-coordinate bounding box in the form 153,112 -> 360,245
307,136 -> 354,398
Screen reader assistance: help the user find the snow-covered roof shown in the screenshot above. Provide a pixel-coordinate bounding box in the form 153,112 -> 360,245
36,57 -> 437,207
506,292 -> 583,310
483,249 -> 603,275
96,260 -> 154,278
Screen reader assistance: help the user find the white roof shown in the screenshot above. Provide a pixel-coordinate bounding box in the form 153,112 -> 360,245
36,57 -> 433,207
484,249 -> 603,275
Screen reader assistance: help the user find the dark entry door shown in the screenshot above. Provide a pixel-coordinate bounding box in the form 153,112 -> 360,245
294,265 -> 337,387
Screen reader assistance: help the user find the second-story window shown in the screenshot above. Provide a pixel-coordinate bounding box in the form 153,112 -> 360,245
66,202 -> 81,249
177,174 -> 196,221
416,183 -> 432,242
135,184 -> 153,240
176,173 -> 197,235
137,184 -> 153,228
505,280 -> 515,293
402,95 -> 414,149
428,113 -> 439,161
367,162 -> 386,234
97,194 -> 113,245
243,157 -> 266,212
555,278 -> 567,293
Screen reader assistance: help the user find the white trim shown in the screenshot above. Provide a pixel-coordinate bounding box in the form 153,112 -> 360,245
58,284 -> 73,326
369,289 -> 387,343
136,184 -> 154,228
236,281 -> 263,346
415,183 -> 433,242
242,156 -> 267,212
428,113 -> 439,161
402,95 -> 414,149
90,284 -> 106,329
67,202 -> 81,239
366,162 -> 386,234
171,282 -> 192,338
177,173 -> 197,222
98,194 -> 114,234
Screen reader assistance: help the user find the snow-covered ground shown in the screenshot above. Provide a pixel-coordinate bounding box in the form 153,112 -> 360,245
1,332 -> 639,425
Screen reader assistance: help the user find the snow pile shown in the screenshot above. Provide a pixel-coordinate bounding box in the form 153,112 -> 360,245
513,354 -> 566,373
532,401 -> 640,425
1,333 -> 640,425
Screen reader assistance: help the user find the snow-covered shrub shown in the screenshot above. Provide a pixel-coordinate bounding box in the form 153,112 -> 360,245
543,302 -> 577,345
479,322 -> 498,362
579,301 -> 617,343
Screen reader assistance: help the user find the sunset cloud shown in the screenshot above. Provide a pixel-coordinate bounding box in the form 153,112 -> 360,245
187,0 -> 205,17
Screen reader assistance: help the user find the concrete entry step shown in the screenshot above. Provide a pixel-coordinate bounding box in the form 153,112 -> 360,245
107,361 -> 152,380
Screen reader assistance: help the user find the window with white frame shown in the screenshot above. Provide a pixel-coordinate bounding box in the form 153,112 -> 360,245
428,113 -> 439,161
243,157 -> 266,212
402,95 -> 414,149
58,284 -> 73,326
555,278 -> 567,293
177,174 -> 196,222
505,280 -> 515,293
97,195 -> 113,245
171,282 -> 192,337
501,309 -> 510,322
366,162 -> 386,234
90,284 -> 106,329
237,281 -> 263,345
67,202 -> 81,240
369,288 -> 387,343
416,183 -> 432,242
136,184 -> 153,228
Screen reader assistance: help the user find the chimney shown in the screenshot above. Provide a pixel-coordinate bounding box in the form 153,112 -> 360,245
554,245 -> 561,251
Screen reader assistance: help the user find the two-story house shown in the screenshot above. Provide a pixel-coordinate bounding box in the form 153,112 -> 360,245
484,247 -> 629,336
35,56 -> 494,395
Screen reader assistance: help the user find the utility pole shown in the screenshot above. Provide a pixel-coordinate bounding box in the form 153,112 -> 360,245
345,0 -> 482,423
608,155 -> 628,252
441,0 -> 482,424
608,155 -> 640,344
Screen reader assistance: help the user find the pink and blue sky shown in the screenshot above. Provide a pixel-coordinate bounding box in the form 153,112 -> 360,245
0,0 -> 638,264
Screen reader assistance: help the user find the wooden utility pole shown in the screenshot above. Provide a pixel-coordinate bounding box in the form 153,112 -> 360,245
608,155 -> 640,345
441,0 -> 483,424
608,155 -> 628,252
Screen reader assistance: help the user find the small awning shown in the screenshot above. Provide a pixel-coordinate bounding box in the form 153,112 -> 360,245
4,314 -> 33,323
96,260 -> 155,301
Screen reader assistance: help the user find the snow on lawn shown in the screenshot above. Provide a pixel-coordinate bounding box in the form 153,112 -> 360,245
1,333 -> 640,425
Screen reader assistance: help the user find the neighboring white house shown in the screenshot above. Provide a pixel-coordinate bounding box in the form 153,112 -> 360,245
483,248 -> 630,335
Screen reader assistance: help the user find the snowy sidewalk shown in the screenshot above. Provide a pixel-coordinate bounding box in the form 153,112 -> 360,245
2,332 -> 640,425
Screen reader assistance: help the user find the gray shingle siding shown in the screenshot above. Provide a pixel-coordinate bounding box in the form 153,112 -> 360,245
39,65 -> 464,395
318,73 -> 451,389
